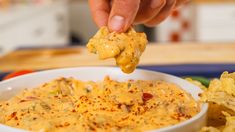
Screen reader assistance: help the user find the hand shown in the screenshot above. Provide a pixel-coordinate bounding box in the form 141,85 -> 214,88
89,0 -> 189,32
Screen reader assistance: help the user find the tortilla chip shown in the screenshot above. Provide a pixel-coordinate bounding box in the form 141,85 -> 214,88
87,26 -> 147,73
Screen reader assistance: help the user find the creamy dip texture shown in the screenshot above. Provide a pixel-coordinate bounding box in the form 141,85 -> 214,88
0,77 -> 199,132
87,27 -> 147,73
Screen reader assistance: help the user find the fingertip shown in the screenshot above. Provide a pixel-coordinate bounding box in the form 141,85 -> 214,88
108,15 -> 125,32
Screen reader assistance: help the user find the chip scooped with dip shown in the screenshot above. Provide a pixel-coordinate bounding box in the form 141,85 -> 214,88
87,26 -> 148,73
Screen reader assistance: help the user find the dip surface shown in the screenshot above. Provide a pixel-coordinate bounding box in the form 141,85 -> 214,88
0,77 -> 199,132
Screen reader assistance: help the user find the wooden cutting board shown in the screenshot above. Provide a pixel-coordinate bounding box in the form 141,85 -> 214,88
0,43 -> 235,72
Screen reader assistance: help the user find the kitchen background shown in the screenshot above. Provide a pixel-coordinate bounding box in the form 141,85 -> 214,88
0,0 -> 235,55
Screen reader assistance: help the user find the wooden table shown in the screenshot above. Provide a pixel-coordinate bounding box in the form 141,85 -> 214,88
0,43 -> 235,72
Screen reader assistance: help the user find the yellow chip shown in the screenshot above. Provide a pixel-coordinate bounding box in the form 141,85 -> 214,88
222,112 -> 235,132
199,72 -> 235,132
207,103 -> 235,127
200,126 -> 220,132
87,26 -> 148,73
200,72 -> 235,112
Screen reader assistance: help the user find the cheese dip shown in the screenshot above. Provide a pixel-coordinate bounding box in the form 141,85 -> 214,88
87,27 -> 147,73
0,77 -> 199,132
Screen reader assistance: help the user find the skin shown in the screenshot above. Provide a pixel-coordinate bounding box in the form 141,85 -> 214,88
89,0 -> 189,32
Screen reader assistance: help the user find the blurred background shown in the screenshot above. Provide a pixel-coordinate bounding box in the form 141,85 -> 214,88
0,0 -> 235,54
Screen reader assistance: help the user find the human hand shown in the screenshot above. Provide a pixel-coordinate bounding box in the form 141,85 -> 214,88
89,0 -> 189,32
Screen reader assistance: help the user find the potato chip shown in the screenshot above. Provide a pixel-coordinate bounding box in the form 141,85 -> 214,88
222,112 -> 235,132
200,72 -> 235,112
199,72 -> 235,132
200,126 -> 220,132
202,112 -> 235,132
221,71 -> 235,81
207,103 -> 235,127
87,26 -> 147,73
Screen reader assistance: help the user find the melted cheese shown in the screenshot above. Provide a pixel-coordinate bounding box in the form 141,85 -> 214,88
0,77 -> 199,132
87,27 -> 147,73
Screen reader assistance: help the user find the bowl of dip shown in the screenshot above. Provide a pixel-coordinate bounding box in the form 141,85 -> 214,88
0,67 -> 208,132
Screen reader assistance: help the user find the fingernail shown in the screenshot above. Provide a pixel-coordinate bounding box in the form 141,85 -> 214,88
151,0 -> 164,9
109,15 -> 125,31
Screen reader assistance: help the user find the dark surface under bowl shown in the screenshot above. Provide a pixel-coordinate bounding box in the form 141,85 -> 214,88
0,64 -> 235,81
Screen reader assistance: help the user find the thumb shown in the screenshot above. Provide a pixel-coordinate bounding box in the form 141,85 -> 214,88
108,0 -> 140,32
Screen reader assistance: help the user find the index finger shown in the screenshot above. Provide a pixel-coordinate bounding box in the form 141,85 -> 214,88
89,0 -> 111,27
108,0 -> 140,32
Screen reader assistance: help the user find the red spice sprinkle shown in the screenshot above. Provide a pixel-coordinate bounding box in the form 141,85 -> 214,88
14,117 -> 18,120
178,93 -> 184,97
117,104 -> 122,109
64,122 -> 70,126
10,112 -> 17,118
19,100 -> 27,103
142,93 -> 153,102
128,90 -> 134,93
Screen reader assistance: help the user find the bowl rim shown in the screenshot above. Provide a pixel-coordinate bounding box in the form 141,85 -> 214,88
0,66 -> 208,132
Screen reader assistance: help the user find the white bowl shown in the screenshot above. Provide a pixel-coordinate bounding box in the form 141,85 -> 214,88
0,67 -> 208,132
